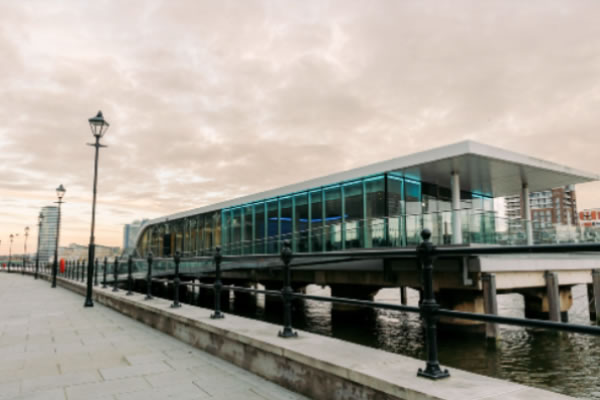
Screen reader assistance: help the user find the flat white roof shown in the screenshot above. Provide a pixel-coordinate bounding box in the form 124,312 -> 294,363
146,140 -> 599,226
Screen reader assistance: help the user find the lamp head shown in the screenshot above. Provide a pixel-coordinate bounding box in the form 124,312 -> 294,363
88,110 -> 110,138
56,184 -> 66,200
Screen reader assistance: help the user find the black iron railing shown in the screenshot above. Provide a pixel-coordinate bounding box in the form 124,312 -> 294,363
22,229 -> 600,379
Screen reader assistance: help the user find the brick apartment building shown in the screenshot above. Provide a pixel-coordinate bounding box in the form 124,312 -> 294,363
504,185 -> 578,229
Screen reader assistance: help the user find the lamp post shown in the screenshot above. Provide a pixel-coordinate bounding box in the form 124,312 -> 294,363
52,184 -> 66,288
23,226 -> 29,274
8,234 -> 14,273
35,212 -> 43,279
84,111 -> 109,308
8,233 -> 19,273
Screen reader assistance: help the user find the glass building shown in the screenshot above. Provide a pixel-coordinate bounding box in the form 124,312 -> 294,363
39,206 -> 58,263
135,141 -> 597,257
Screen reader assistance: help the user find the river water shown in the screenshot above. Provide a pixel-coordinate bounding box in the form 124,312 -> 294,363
187,283 -> 600,399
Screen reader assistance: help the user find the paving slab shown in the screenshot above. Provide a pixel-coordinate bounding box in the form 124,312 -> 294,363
0,273 -> 310,400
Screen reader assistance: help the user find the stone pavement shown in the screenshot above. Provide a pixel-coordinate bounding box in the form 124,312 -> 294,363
0,273 -> 310,400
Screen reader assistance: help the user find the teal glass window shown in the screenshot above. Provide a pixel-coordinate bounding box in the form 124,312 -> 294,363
365,176 -> 385,248
325,185 -> 342,251
405,179 -> 422,245
267,199 -> 278,253
294,192 -> 309,252
343,181 -> 363,249
280,196 -> 293,245
231,208 -> 242,255
309,190 -> 323,252
387,175 -> 404,247
254,202 -> 265,254
243,205 -> 253,254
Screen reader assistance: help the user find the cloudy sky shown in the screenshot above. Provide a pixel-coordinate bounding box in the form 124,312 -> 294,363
1,0 -> 600,254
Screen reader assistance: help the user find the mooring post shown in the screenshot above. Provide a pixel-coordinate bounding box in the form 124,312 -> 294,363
126,256 -> 134,296
417,229 -> 449,380
592,269 -> 600,323
482,273 -> 499,340
279,239 -> 297,338
210,247 -> 224,319
545,271 -> 561,322
94,258 -> 99,286
113,257 -> 119,292
145,252 -> 153,300
102,256 -> 108,288
171,251 -> 182,308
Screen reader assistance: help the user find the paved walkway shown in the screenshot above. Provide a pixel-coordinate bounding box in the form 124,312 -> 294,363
0,273 -> 309,400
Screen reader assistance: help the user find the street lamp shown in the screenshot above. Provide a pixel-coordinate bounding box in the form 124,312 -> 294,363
8,234 -> 18,273
23,226 -> 29,275
8,234 -> 13,273
84,111 -> 109,308
52,184 -> 66,288
35,212 -> 43,280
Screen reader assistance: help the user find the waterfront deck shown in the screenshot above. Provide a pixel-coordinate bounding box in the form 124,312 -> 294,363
3,271 -> 579,399
0,273 -> 308,400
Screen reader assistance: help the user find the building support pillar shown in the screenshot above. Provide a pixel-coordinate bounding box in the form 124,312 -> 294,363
400,286 -> 408,305
482,273 -> 499,340
451,172 -> 462,245
521,285 -> 572,322
545,271 -> 561,322
522,183 -> 533,245
590,269 -> 600,322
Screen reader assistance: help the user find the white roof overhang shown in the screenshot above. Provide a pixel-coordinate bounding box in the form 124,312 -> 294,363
143,140 -> 599,228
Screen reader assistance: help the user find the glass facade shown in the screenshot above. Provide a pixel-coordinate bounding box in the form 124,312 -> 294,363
136,173 -> 496,257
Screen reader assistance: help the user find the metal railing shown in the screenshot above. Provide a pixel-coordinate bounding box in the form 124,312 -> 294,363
21,228 -> 600,380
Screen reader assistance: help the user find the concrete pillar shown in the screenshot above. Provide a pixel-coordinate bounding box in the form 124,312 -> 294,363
545,271 -> 561,322
329,284 -> 379,311
522,183 -> 533,245
400,286 -> 408,305
451,171 -> 462,245
588,284 -> 596,322
482,273 -> 499,340
591,269 -> 600,322
522,286 -> 572,322
437,289 -> 486,332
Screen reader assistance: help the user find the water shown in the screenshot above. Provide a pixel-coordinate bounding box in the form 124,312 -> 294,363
185,284 -> 600,399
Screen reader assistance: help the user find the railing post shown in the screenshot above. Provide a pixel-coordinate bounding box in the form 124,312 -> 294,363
171,251 -> 181,308
278,239 -> 297,338
102,257 -> 108,288
126,256 -> 133,296
82,260 -> 86,283
145,252 -> 153,300
113,257 -> 119,292
94,258 -> 99,286
210,247 -> 224,319
417,229 -> 449,380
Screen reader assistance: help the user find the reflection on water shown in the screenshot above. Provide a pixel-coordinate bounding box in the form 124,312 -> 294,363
186,284 -> 600,399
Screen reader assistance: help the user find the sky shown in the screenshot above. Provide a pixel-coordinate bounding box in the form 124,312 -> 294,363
1,0 -> 600,255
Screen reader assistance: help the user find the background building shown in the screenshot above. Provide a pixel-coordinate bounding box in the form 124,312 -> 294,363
504,185 -> 578,229
59,243 -> 120,261
123,219 -> 148,251
579,208 -> 600,228
38,206 -> 58,263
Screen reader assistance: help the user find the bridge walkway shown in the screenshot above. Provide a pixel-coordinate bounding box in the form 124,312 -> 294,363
0,273 -> 308,400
